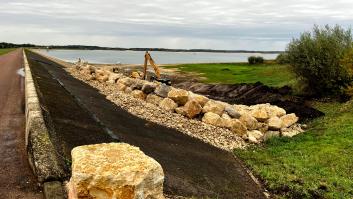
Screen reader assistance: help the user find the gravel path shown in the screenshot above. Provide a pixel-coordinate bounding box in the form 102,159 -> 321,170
0,49 -> 43,198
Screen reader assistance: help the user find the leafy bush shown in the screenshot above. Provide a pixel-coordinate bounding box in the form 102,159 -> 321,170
286,25 -> 353,96
248,56 -> 264,64
276,53 -> 289,64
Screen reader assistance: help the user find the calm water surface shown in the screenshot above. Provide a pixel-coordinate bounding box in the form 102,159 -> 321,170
39,49 -> 278,64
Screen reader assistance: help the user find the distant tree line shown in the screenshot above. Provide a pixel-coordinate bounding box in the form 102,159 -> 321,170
0,42 -> 37,48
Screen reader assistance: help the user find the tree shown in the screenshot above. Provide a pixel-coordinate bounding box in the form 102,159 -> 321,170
286,25 -> 353,96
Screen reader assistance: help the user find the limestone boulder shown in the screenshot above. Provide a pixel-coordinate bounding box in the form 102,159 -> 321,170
167,88 -> 189,106
239,114 -> 258,130
131,90 -> 146,100
247,130 -> 263,143
146,94 -> 163,106
142,82 -> 157,94
118,77 -> 136,87
117,83 -> 127,92
266,106 -> 286,118
229,119 -> 247,136
68,143 -> 164,199
154,84 -> 172,98
221,113 -> 231,120
124,87 -> 133,94
175,107 -> 187,116
130,80 -> 145,90
251,108 -> 269,122
268,116 -> 283,130
182,100 -> 202,119
202,112 -> 223,126
224,106 -> 241,119
280,113 -> 299,128
188,92 -> 209,107
202,100 -> 225,116
257,123 -> 269,134
281,124 -> 304,137
107,73 -> 123,84
159,98 -> 178,112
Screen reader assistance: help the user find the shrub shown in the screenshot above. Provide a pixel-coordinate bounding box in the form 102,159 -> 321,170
276,53 -> 289,64
286,25 -> 353,96
248,56 -> 264,65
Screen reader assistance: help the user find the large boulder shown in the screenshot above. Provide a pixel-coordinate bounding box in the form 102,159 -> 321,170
280,113 -> 299,128
117,83 -> 127,92
68,143 -> 164,199
159,98 -> 178,112
247,130 -> 264,143
202,100 -> 226,116
146,94 -> 163,106
142,82 -> 157,94
167,88 -> 189,106
239,114 -> 258,130
154,84 -> 172,98
224,106 -> 241,119
131,90 -> 146,100
268,116 -> 283,130
266,105 -> 286,118
118,77 -> 136,87
130,80 -> 145,90
107,73 -> 123,84
202,112 -> 223,126
281,124 -> 304,137
188,92 -> 209,107
251,107 -> 269,122
182,100 -> 202,119
229,119 -> 247,136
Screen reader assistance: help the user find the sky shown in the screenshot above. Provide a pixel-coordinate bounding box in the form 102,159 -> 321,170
0,0 -> 352,51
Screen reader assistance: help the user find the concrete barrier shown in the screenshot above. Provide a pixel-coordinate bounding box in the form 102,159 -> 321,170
24,50 -> 66,183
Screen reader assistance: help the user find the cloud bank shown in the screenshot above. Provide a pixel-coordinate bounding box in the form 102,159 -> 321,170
1,0 -> 352,50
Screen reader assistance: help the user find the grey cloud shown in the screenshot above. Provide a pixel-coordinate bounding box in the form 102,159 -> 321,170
0,0 -> 352,50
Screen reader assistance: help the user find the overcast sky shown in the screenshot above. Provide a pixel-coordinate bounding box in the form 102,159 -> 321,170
0,0 -> 352,50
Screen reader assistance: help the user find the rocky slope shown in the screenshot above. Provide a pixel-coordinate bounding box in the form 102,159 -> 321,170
66,63 -> 305,151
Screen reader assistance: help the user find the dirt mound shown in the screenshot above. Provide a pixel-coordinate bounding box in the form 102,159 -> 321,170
175,81 -> 324,121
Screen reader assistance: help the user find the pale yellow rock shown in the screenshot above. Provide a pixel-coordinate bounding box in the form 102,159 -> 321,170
202,100 -> 225,116
146,94 -> 163,106
117,83 -> 127,92
107,72 -> 123,84
266,106 -> 286,118
268,116 -> 283,130
247,130 -> 263,140
280,113 -> 299,128
131,90 -> 146,100
251,108 -> 269,122
202,112 -> 222,126
281,124 -> 304,137
182,100 -> 202,119
239,114 -> 258,130
188,92 -> 209,107
68,143 -> 165,199
229,119 -> 247,136
221,113 -> 231,120
118,77 -> 136,87
167,88 -> 189,106
159,98 -> 178,112
175,107 -> 187,116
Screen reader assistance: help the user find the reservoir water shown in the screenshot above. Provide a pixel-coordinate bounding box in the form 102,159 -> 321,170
38,49 -> 278,64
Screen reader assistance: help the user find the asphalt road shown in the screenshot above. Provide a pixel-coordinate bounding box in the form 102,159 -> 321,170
27,50 -> 266,199
0,49 -> 43,198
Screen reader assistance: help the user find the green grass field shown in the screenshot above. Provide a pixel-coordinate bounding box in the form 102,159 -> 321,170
164,62 -> 296,87
235,101 -> 353,198
0,48 -> 15,56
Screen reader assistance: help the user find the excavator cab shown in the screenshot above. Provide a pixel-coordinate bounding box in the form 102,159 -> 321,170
142,51 -> 171,86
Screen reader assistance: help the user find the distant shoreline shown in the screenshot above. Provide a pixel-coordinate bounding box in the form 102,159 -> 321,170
37,47 -> 282,54
0,42 -> 282,54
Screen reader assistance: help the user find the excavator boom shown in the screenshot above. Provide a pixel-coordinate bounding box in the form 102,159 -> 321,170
143,51 -> 160,80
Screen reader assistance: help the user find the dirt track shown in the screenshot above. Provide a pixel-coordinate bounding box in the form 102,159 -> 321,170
0,49 -> 42,198
27,50 -> 267,198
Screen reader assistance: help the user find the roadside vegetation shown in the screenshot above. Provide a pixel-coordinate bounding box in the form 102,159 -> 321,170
164,62 -> 295,87
235,25 -> 353,198
235,100 -> 353,198
0,48 -> 15,56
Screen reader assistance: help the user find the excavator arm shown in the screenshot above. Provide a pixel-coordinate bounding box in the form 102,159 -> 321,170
142,51 -> 160,80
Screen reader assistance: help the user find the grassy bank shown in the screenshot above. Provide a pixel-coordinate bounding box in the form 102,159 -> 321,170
0,48 -> 15,56
235,101 -> 353,198
164,62 -> 295,87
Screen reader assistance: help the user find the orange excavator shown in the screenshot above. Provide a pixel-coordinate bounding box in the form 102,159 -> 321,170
131,51 -> 171,85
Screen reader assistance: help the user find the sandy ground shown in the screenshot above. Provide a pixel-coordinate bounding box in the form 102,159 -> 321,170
0,49 -> 43,198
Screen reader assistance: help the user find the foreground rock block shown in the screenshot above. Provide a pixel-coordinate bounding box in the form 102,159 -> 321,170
281,113 -> 299,128
167,88 -> 189,106
202,100 -> 225,116
68,143 -> 165,199
159,98 -> 178,112
182,100 -> 202,119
